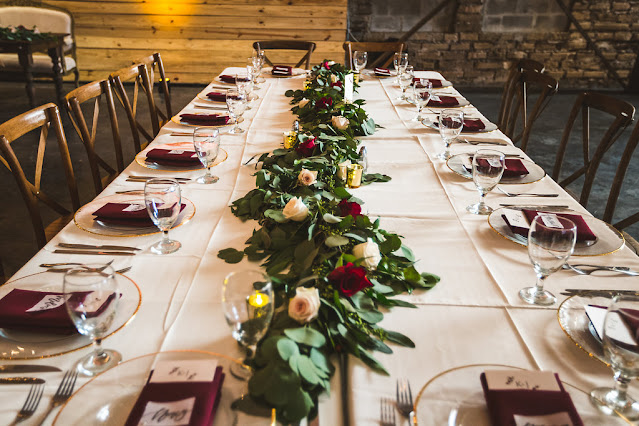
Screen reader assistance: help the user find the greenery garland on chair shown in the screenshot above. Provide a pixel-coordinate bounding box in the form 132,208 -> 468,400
0,25 -> 56,42
219,60 -> 440,422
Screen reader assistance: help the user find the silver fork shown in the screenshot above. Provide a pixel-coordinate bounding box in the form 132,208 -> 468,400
380,398 -> 396,426
11,383 -> 44,425
562,263 -> 639,276
497,187 -> 559,197
396,378 -> 414,418
38,370 -> 78,426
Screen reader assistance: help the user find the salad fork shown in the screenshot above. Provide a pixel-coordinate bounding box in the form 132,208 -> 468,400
497,187 -> 559,197
11,383 -> 43,424
396,378 -> 414,418
380,398 -> 396,426
38,370 -> 78,426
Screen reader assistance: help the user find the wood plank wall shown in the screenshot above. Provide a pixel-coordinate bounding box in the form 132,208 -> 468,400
46,0 -> 347,84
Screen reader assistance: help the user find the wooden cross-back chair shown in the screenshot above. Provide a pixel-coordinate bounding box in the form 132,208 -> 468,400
0,102 -> 79,249
497,58 -> 545,132
343,41 -> 405,69
253,40 -> 316,69
109,62 -> 159,153
135,52 -> 172,127
552,92 -> 635,212
65,79 -> 122,196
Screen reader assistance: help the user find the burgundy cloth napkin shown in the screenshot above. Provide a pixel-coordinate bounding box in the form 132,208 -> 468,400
461,118 -> 486,132
414,78 -> 443,88
206,92 -> 227,102
272,65 -> 293,76
474,158 -> 528,177
480,372 -> 583,426
0,289 -> 112,334
219,75 -> 248,84
125,366 -> 225,426
502,209 -> 597,243
93,202 -> 186,227
145,148 -> 201,167
374,67 -> 391,76
179,114 -> 231,126
427,95 -> 459,107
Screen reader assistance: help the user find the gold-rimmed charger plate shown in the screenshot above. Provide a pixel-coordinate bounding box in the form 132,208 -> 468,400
74,193 -> 195,238
170,113 -> 233,128
446,154 -> 546,184
135,142 -> 228,172
0,271 -> 140,360
53,350 -> 266,425
487,207 -> 625,256
413,363 -> 626,425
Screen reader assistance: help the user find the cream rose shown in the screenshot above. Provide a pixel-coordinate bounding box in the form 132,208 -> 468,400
332,116 -> 349,130
288,287 -> 320,323
283,197 -> 308,221
337,160 -> 351,180
352,239 -> 382,270
299,98 -> 309,108
327,60 -> 336,66
298,169 -> 318,186
330,74 -> 338,83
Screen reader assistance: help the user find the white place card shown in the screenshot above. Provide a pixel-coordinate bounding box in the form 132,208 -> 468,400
485,370 -> 561,392
538,213 -> 563,229
82,291 -> 115,313
150,359 -> 218,384
487,157 -> 502,168
167,150 -> 185,155
514,411 -> 573,426
503,209 -> 530,230
123,203 -> 146,212
461,155 -> 473,171
138,397 -> 194,426
26,294 -> 70,313
584,304 -> 606,340
344,74 -> 354,103
598,310 -> 637,346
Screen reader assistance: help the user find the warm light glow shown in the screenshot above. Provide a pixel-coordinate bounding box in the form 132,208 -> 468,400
248,292 -> 269,308
141,0 -> 196,26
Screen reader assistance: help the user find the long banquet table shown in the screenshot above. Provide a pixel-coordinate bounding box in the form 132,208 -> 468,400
2,66 -> 639,425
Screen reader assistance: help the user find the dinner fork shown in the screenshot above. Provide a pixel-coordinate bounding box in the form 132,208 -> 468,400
11,383 -> 44,425
37,370 -> 78,426
562,263 -> 639,276
396,378 -> 414,418
497,187 -> 559,198
380,398 -> 396,426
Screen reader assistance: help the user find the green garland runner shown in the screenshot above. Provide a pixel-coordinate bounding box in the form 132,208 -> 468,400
0,25 -> 57,42
219,60 -> 440,422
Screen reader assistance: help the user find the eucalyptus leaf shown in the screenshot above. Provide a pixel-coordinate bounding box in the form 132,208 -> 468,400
284,327 -> 326,348
217,248 -> 244,263
277,338 -> 300,361
322,213 -> 342,224
264,209 -> 288,223
325,235 -> 350,247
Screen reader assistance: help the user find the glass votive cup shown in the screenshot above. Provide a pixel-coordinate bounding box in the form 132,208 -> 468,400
347,164 -> 363,188
283,131 -> 297,149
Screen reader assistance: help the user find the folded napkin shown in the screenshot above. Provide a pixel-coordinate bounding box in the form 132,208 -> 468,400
179,114 -> 231,126
414,78 -> 443,88
272,65 -> 293,76
427,95 -> 459,107
0,288 -> 114,334
502,209 -> 596,243
93,202 -> 186,227
145,148 -> 201,167
206,92 -> 239,102
465,158 -> 528,178
461,118 -> 486,132
125,366 -> 225,426
374,67 -> 391,76
219,75 -> 249,84
481,372 -> 583,426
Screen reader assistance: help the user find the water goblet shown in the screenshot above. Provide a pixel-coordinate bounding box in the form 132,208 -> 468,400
398,65 -> 414,101
466,149 -> 504,215
64,264 -> 121,376
519,215 -> 577,305
393,51 -> 408,76
246,61 -> 260,98
144,178 -> 182,254
437,109 -> 464,160
591,295 -> 639,419
222,270 -> 274,380
193,127 -> 220,184
353,50 -> 368,76
226,88 -> 247,134
412,79 -> 432,121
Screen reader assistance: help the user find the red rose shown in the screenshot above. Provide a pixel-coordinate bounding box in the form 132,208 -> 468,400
322,60 -> 330,69
328,262 -> 373,296
316,96 -> 333,110
296,137 -> 316,157
331,81 -> 343,88
338,199 -> 362,217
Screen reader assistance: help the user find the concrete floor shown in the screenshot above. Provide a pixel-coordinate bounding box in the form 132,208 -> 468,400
0,81 -> 638,278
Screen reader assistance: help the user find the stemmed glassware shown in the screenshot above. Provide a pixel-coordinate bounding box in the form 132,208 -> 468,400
222,270 -> 274,380
144,178 -> 182,254
353,50 -> 368,75
591,295 -> 639,419
519,215 -> 577,305
246,61 -> 260,99
235,73 -> 253,109
393,52 -> 408,76
412,79 -> 432,121
64,263 -> 121,376
193,127 -> 220,184
226,88 -> 247,134
466,149 -> 504,215
437,109 -> 464,160
398,65 -> 414,101
251,53 -> 264,90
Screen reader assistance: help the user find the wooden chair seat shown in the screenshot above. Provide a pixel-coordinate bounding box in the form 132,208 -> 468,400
343,41 -> 405,70
252,40 -> 316,69
0,53 -> 76,72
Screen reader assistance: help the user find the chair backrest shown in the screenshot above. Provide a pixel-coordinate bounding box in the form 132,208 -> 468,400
253,40 -> 316,69
110,62 -> 159,152
0,102 -> 79,248
552,92 -> 635,211
65,79 -> 123,196
343,41 -> 405,69
0,3 -> 74,50
498,59 -> 545,132
135,52 -> 172,127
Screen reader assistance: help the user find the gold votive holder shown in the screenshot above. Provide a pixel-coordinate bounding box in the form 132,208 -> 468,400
283,131 -> 297,149
337,163 -> 349,182
303,79 -> 311,90
353,72 -> 360,85
347,163 -> 363,188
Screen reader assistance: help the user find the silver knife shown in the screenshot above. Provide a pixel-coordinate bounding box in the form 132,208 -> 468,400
53,249 -> 136,256
128,176 -> 190,181
499,204 -> 570,209
0,365 -> 61,373
0,377 -> 45,384
58,243 -> 140,251
170,132 -> 193,136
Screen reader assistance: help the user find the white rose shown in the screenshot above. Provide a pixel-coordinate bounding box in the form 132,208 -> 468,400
288,287 -> 320,323
352,238 -> 382,270
298,169 -> 318,186
332,115 -> 349,130
299,98 -> 309,108
337,160 -> 351,180
327,61 -> 336,66
283,197 -> 308,222
330,74 -> 338,83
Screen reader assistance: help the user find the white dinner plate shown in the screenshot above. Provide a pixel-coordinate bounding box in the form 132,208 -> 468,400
446,154 -> 546,184
135,142 -> 228,172
421,117 -> 498,133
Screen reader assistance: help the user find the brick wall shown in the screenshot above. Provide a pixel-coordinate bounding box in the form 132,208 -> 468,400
348,0 -> 639,89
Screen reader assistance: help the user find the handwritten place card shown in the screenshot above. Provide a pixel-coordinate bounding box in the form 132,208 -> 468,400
150,359 -> 218,384
503,209 -> 530,230
344,74 -> 354,104
167,150 -> 185,155
487,157 -> 502,168
584,304 -> 606,341
26,294 -> 70,313
485,370 -> 561,392
462,154 -> 473,172
138,397 -> 195,426
123,203 -> 146,212
514,411 -> 573,426
586,306 -> 637,346
538,213 -> 563,229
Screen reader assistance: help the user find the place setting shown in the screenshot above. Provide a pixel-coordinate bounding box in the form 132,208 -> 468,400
446,148 -> 546,184
134,134 -> 228,174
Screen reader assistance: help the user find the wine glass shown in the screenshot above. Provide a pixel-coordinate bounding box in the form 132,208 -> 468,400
246,61 -> 260,98
64,263 -> 120,376
398,65 -> 414,101
193,127 -> 220,184
226,88 -> 247,134
591,295 -> 639,419
437,109 -> 464,160
222,270 -> 274,380
353,50 -> 368,74
235,73 -> 253,109
251,54 -> 264,89
466,149 -> 504,215
412,79 -> 432,121
519,215 -> 577,305
393,52 -> 408,76
144,178 -> 182,254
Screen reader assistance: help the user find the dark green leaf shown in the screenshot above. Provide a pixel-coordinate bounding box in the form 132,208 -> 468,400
284,327 -> 326,347
385,330 -> 416,348
217,248 -> 244,263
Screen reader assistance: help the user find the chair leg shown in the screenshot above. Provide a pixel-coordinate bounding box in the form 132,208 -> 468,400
73,69 -> 80,87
